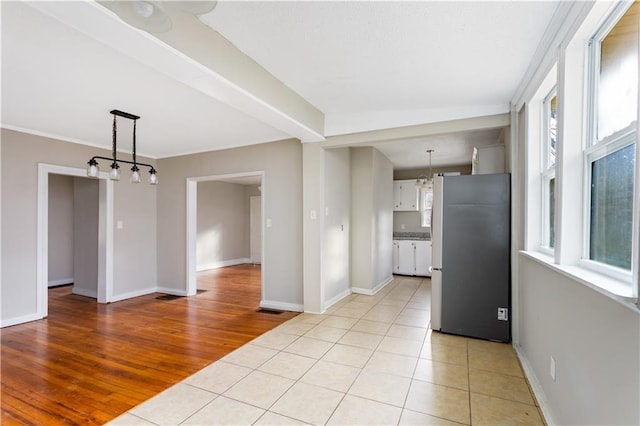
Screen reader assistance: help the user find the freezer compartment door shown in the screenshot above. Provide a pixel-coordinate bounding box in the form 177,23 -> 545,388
430,269 -> 442,331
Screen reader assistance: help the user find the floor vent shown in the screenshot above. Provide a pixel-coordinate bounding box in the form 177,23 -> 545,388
155,294 -> 183,301
196,289 -> 208,295
256,308 -> 282,315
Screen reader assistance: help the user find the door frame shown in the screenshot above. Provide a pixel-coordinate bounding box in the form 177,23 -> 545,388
186,171 -> 265,298
37,163 -> 114,318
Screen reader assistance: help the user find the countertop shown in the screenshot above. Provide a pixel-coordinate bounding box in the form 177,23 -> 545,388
393,232 -> 431,241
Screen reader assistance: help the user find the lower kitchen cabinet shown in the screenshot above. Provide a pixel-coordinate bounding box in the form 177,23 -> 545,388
392,240 -> 432,277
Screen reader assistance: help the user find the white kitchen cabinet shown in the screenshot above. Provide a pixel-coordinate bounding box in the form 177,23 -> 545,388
414,241 -> 432,276
472,145 -> 505,174
393,180 -> 419,211
392,240 -> 432,277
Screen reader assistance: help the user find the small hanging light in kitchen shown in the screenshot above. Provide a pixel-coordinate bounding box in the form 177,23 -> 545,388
86,110 -> 158,185
415,149 -> 434,188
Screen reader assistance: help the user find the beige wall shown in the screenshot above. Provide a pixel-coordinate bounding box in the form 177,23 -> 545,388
518,255 -> 639,425
1,129 -> 158,324
72,177 -> 99,298
157,139 -> 303,309
350,147 -> 393,292
196,181 -> 249,269
48,174 -> 74,285
323,148 -> 351,304
393,164 -> 472,180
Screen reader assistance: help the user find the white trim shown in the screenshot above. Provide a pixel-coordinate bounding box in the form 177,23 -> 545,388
324,288 -> 352,311
1,313 -> 43,328
37,163 -> 114,322
186,171 -> 265,298
48,278 -> 74,287
352,276 -> 393,296
521,251 -> 638,312
514,345 -> 557,426
72,287 -> 97,299
260,300 -> 303,313
111,287 -> 157,302
196,258 -> 251,272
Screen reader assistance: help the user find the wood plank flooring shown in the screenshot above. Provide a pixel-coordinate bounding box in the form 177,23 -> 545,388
1,264 -> 298,425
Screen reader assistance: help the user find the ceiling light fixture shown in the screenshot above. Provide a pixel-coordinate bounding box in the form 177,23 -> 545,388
87,110 -> 158,185
103,1 -> 218,34
415,149 -> 435,189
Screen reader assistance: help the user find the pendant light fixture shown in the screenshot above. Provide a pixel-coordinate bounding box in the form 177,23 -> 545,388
415,149 -> 435,189
86,110 -> 158,185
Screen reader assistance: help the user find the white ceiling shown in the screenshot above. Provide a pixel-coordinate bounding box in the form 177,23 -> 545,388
1,1 -> 560,167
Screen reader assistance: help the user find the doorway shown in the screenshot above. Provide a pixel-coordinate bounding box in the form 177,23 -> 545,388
186,171 -> 265,301
37,164 -> 113,319
47,174 -> 100,300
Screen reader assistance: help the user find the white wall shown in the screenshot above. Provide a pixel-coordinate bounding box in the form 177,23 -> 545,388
323,148 -> 351,305
518,255 -> 639,425
350,148 -> 374,292
47,174 -> 74,286
196,181 -> 250,270
372,149 -> 394,288
350,147 -> 393,293
72,177 -> 99,298
156,139 -> 303,311
1,129 -> 158,325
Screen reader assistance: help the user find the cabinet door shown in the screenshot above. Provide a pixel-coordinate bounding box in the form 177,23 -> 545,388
400,183 -> 419,211
414,241 -> 432,276
393,182 -> 403,210
393,181 -> 419,211
398,241 -> 414,275
392,241 -> 400,273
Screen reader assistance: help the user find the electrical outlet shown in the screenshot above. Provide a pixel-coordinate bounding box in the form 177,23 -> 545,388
550,356 -> 556,381
401,224 -> 406,230
497,307 -> 508,321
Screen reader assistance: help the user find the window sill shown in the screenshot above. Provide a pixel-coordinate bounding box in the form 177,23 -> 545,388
520,250 -> 639,313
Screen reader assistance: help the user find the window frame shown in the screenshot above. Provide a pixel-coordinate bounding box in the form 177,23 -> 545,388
581,1 -> 638,285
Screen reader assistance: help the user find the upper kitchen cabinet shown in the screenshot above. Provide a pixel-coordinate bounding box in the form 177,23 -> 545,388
393,180 -> 419,211
472,145 -> 505,174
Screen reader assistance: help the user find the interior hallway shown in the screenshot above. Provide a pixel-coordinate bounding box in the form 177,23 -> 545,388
110,276 -> 544,425
1,264 -> 296,425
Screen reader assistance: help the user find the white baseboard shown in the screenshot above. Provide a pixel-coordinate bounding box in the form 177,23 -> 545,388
260,300 -> 303,312
156,287 -> 189,297
352,275 -> 394,296
110,287 -> 157,302
324,288 -> 352,311
1,312 -> 43,328
48,278 -> 73,287
197,258 -> 251,272
515,345 -> 556,425
72,287 -> 97,299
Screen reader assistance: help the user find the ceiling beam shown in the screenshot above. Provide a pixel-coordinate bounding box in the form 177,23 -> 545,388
26,1 -> 325,143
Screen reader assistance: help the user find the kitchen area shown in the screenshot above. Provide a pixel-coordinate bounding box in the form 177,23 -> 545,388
388,138 -> 512,342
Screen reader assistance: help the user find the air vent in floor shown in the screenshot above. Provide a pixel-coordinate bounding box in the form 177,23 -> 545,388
256,308 -> 282,315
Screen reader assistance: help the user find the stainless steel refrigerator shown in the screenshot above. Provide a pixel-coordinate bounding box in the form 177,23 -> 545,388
430,173 -> 511,342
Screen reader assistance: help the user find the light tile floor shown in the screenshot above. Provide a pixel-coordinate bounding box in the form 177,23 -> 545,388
108,277 -> 545,426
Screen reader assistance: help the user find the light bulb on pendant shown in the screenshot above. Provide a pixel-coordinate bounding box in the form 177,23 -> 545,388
149,168 -> 158,185
109,162 -> 121,181
130,165 -> 141,183
87,159 -> 99,178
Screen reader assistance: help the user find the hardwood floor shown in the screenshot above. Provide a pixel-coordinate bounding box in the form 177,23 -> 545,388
1,264 -> 298,425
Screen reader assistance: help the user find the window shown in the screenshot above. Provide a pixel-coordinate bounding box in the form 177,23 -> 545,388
542,88 -> 557,250
585,1 -> 638,277
420,187 -> 433,229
